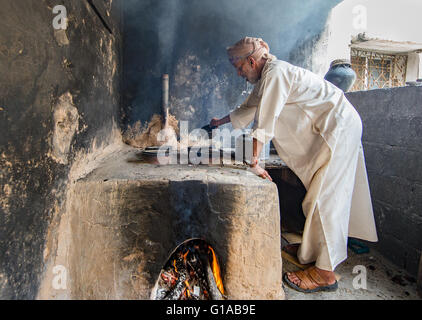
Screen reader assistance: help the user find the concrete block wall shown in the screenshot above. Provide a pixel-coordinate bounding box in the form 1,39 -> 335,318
346,86 -> 422,277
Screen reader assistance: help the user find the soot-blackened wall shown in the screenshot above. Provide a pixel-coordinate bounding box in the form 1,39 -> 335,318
0,0 -> 122,299
122,0 -> 341,129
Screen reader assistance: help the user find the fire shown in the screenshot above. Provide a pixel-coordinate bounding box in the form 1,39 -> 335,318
173,259 -> 178,273
182,250 -> 189,262
184,280 -> 191,298
155,239 -> 225,300
208,246 -> 225,295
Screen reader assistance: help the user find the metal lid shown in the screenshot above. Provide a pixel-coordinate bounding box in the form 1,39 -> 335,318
330,59 -> 351,68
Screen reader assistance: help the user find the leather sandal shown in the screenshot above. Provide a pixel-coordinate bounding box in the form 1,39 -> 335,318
283,266 -> 338,293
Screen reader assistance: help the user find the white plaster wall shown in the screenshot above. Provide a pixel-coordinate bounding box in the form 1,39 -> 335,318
313,0 -> 422,76
406,53 -> 422,81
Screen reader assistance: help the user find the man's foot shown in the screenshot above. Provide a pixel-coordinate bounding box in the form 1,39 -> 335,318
282,243 -> 300,257
283,266 -> 338,293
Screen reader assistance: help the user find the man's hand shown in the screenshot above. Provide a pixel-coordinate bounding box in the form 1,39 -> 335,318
250,164 -> 273,181
210,118 -> 220,128
210,115 -> 231,128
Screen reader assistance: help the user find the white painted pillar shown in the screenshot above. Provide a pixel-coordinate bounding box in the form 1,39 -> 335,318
406,52 -> 422,82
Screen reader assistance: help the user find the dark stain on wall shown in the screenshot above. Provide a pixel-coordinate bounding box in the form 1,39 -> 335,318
0,0 -> 123,299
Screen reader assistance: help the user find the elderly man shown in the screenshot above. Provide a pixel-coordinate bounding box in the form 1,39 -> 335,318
210,37 -> 378,293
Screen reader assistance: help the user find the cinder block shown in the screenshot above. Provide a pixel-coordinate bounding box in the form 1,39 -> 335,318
346,86 -> 422,277
362,143 -> 385,175
389,87 -> 422,118
381,147 -> 422,182
412,183 -> 422,215
361,116 -> 389,145
370,175 -> 412,209
383,116 -> 422,149
375,234 -> 421,277
383,207 -> 422,250
375,234 -> 408,271
347,89 -> 393,118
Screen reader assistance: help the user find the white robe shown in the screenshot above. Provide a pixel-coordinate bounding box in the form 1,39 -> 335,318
230,58 -> 378,271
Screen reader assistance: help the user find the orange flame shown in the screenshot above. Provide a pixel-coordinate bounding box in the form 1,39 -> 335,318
182,250 -> 189,262
184,280 -> 191,298
173,259 -> 178,273
208,246 -> 225,295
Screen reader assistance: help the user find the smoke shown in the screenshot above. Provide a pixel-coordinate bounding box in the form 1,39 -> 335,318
122,0 -> 342,128
156,0 -> 183,73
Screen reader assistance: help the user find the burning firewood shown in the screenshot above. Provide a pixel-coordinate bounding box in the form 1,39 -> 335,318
152,239 -> 225,300
164,273 -> 187,300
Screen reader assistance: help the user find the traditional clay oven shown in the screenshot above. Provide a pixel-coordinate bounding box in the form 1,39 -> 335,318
56,148 -> 284,299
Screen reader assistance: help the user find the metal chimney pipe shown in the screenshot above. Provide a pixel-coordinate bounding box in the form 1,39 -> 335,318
162,74 -> 169,127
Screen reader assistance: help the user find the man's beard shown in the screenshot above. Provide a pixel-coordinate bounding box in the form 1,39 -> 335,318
247,76 -> 259,85
246,70 -> 259,84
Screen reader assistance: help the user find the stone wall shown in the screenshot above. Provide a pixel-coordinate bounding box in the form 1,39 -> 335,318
0,0 -> 123,299
346,86 -> 422,276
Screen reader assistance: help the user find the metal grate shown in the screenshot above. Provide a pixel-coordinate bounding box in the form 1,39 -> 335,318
350,49 -> 408,91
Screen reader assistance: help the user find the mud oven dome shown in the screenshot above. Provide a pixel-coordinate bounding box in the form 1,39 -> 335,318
60,149 -> 284,300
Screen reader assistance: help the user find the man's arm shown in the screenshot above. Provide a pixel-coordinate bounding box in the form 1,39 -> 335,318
250,138 -> 272,181
252,137 -> 263,162
210,114 -> 231,127
209,113 -> 272,181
